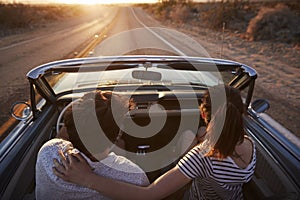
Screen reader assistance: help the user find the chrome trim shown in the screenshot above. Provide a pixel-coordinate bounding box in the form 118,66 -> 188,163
27,56 -> 257,79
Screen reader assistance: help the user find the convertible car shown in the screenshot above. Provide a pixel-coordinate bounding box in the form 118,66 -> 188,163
0,56 -> 299,199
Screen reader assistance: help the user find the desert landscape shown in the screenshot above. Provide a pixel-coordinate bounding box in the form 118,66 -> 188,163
141,1 -> 300,137
0,1 -> 299,139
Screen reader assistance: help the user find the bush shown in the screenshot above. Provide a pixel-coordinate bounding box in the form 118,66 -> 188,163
153,1 -> 174,20
200,2 -> 242,30
169,4 -> 191,23
0,3 -> 83,34
0,3 -> 31,28
246,4 -> 300,43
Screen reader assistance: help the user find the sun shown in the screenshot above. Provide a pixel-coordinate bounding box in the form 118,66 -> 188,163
58,0 -> 101,4
58,0 -> 156,4
2,0 -> 157,4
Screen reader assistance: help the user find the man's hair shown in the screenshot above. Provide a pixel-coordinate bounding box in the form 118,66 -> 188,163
63,91 -> 135,161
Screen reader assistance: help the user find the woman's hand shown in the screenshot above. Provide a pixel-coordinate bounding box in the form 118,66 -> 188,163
53,150 -> 93,187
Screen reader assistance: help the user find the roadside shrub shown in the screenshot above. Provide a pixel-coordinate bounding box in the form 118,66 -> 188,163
0,3 -> 83,37
0,3 -> 33,28
153,1 -> 174,20
169,4 -> 191,23
246,4 -> 300,43
201,2 -> 242,30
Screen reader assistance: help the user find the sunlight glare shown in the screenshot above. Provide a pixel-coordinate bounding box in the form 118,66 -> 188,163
57,0 -> 156,4
2,0 -> 158,4
59,0 -> 100,4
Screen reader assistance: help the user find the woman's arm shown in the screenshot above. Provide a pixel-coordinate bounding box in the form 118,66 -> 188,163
53,151 -> 191,200
196,126 -> 207,143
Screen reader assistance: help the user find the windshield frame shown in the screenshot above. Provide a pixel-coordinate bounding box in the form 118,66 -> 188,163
27,56 -> 257,119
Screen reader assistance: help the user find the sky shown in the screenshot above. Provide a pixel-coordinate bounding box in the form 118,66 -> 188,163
1,0 -> 159,4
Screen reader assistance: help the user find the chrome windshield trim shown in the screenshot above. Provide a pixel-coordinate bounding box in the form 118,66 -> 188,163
27,56 -> 257,79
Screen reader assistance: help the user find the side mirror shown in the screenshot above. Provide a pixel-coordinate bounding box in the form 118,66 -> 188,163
250,98 -> 270,114
11,102 -> 32,121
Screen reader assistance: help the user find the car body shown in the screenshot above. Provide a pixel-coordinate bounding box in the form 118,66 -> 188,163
0,56 -> 299,199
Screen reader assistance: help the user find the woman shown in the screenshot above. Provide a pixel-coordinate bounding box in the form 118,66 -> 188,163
53,85 -> 256,199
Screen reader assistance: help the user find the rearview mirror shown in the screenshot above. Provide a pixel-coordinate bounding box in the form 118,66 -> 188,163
132,70 -> 162,81
250,98 -> 270,113
11,102 -> 32,121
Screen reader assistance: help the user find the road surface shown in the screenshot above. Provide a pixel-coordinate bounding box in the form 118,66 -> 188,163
0,6 -> 211,129
0,6 -> 118,129
0,6 -> 298,147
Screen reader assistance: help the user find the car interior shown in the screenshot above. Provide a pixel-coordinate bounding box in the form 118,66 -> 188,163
2,88 -> 299,200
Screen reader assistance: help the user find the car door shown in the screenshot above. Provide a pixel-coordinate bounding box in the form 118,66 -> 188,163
243,105 -> 300,199
0,91 -> 58,199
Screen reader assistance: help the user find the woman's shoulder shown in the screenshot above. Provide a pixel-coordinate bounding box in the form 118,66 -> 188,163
244,135 -> 256,158
179,144 -> 212,166
228,135 -> 256,170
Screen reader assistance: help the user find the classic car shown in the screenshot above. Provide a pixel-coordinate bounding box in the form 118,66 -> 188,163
0,56 -> 299,199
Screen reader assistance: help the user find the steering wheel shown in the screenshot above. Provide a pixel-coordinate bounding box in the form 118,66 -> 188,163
56,99 -> 80,134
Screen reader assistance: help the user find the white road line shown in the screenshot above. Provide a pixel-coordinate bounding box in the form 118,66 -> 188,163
0,35 -> 46,51
131,8 -> 220,85
131,7 -> 186,56
132,7 -> 297,148
0,20 -> 100,51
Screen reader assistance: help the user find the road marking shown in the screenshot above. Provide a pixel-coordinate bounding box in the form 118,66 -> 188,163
133,7 -> 299,151
131,7 -> 186,57
0,11 -> 120,136
0,35 -> 46,51
0,20 -> 101,51
75,10 -> 120,58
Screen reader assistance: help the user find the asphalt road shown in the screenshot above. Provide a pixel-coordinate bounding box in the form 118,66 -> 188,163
91,7 -> 211,57
0,6 -> 118,129
0,6 -> 298,146
92,7 -> 300,147
0,6 -> 213,129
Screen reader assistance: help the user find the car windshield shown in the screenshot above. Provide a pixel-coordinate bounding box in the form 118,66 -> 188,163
44,65 -> 236,95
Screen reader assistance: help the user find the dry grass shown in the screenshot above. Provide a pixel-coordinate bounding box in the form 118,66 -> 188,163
199,2 -> 244,30
169,4 -> 192,23
246,4 -> 300,43
144,1 -> 254,30
144,1 -> 300,44
0,2 -> 83,37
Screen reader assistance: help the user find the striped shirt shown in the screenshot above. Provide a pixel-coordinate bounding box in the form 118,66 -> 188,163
177,137 -> 256,200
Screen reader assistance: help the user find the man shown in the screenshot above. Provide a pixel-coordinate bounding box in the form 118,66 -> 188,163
35,91 -> 149,200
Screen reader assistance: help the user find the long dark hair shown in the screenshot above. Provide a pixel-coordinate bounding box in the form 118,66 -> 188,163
201,85 -> 245,159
